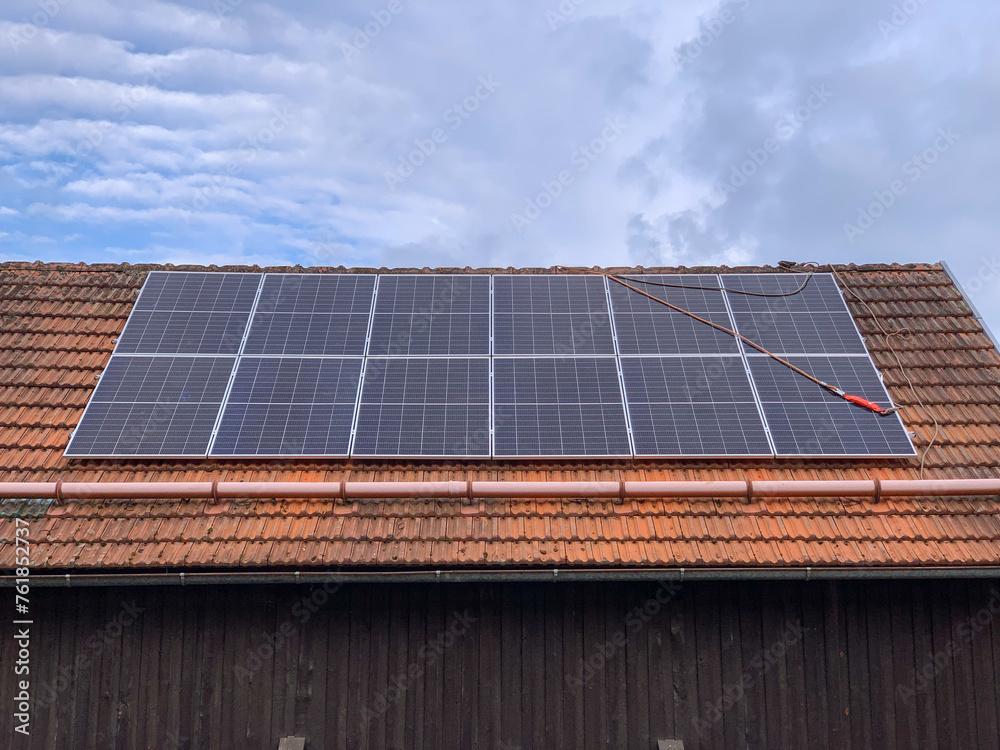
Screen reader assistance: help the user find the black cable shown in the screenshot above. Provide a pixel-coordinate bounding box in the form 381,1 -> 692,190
619,272 -> 815,297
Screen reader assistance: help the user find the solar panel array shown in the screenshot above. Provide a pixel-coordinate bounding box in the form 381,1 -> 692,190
65,271 -> 915,458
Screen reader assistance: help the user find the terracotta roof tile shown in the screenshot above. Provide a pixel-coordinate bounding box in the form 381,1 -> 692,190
1,261 -> 999,571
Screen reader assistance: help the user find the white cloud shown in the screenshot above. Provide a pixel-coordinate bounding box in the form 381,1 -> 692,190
0,0 -> 997,329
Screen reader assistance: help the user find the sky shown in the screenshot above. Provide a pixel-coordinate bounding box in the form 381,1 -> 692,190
1,0 -> 998,332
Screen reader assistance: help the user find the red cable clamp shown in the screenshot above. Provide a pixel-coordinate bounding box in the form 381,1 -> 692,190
842,394 -> 885,414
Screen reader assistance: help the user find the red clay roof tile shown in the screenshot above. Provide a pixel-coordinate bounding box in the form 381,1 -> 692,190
1,262 -> 999,571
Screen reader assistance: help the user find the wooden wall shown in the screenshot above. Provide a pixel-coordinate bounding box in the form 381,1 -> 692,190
3,579 -> 1000,749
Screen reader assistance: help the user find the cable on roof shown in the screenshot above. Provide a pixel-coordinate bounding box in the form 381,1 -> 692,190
822,263 -> 941,478
556,265 -> 898,416
615,272 -> 816,298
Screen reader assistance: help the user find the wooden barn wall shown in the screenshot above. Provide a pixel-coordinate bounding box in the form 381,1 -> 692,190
3,579 -> 1000,750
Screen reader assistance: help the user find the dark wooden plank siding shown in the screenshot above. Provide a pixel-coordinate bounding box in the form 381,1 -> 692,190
5,579 -> 1000,750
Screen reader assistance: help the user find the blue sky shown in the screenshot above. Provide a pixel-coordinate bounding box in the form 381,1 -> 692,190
1,0 -> 998,331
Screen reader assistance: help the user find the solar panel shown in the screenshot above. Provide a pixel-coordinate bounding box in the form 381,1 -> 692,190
493,357 -> 631,456
352,358 -> 490,456
619,356 -> 771,456
722,274 -> 867,354
134,271 -> 261,312
65,355 -> 235,456
367,275 -> 490,355
746,355 -> 915,456
209,357 -> 362,456
68,269 -> 912,460
609,275 -> 740,354
116,272 -> 260,355
493,275 -> 615,354
243,274 -> 375,355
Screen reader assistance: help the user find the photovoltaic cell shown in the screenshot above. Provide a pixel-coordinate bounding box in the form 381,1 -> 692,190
210,357 -> 362,456
493,357 -> 630,456
722,274 -> 867,354
353,358 -> 490,456
493,275 -> 615,354
746,355 -> 915,456
609,275 -> 740,354
135,271 -> 261,312
243,274 -> 375,355
619,356 -> 771,456
116,311 -> 253,355
367,275 -> 490,355
64,355 -> 235,456
116,272 -> 261,355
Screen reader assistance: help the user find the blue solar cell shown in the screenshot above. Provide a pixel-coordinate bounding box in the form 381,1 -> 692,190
255,274 -> 375,314
210,357 -> 362,456
746,355 -> 914,456
493,275 -> 615,354
722,274 -> 867,354
619,356 -> 770,456
353,358 -> 490,456
64,355 -> 235,457
116,311 -> 251,355
244,274 -> 375,355
609,274 -> 740,354
367,275 -> 490,355
493,357 -> 630,456
135,271 -> 260,312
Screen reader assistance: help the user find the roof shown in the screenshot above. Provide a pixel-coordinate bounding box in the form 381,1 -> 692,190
1,260 -> 999,573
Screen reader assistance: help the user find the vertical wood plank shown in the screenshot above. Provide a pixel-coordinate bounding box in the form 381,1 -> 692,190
846,581 -> 873,750
929,578 -> 958,746
969,581 -> 999,750
801,580 -> 830,749
366,584 -> 392,750
888,580 -> 919,750
949,580 -> 977,750
910,581 -> 940,750
694,583 -> 725,750
867,581 -> 897,750
625,583 -> 651,750
326,584 -> 353,750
